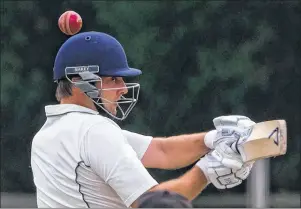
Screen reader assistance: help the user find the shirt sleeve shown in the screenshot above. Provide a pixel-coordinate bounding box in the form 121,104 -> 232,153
121,130 -> 153,160
84,121 -> 158,207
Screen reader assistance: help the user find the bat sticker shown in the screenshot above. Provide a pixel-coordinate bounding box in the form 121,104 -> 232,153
268,127 -> 279,146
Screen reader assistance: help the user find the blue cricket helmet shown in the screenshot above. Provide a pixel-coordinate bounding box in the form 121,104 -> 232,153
53,31 -> 142,80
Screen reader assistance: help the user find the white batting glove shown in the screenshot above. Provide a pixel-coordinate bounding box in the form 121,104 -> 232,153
204,115 -> 256,169
196,151 -> 253,189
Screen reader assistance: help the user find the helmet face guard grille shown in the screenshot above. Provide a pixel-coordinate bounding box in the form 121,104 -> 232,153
64,66 -> 140,120
93,84 -> 140,120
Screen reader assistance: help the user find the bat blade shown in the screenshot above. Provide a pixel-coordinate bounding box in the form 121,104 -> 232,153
238,120 -> 287,163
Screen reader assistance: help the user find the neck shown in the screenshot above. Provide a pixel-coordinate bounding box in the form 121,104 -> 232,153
60,97 -> 97,112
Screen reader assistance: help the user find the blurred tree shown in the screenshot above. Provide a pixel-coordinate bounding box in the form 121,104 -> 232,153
0,1 -> 300,194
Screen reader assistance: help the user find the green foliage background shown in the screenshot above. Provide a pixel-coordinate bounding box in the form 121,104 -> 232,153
1,0 -> 300,198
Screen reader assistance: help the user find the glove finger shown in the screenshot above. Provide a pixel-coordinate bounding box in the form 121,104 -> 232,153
218,142 -> 241,157
207,168 -> 226,189
217,174 -> 240,185
238,120 -> 256,128
208,167 -> 232,176
210,179 -> 226,189
211,150 -> 223,162
213,115 -> 251,128
222,158 -> 243,170
217,126 -> 250,139
211,150 -> 243,169
226,180 -> 242,189
235,165 -> 252,180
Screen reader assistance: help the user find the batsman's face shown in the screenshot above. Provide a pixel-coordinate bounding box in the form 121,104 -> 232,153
96,77 -> 128,115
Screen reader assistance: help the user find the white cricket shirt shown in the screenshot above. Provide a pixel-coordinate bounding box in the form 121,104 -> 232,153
30,104 -> 158,208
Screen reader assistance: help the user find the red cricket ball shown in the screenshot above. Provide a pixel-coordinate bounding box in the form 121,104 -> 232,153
58,10 -> 83,36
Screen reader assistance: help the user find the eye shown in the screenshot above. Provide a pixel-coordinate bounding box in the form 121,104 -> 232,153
111,77 -> 117,82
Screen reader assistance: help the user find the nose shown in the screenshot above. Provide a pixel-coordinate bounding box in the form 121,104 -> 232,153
119,80 -> 128,95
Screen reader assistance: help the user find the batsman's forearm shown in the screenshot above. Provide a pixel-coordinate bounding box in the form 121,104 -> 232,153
150,166 -> 208,200
131,166 -> 208,208
158,132 -> 210,169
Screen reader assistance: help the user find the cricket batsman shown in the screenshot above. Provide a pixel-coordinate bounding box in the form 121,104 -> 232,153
31,31 -> 255,208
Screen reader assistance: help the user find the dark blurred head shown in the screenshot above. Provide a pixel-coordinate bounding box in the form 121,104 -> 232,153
137,190 -> 193,208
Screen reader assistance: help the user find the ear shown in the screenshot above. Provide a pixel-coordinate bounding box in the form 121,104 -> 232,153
71,76 -> 82,82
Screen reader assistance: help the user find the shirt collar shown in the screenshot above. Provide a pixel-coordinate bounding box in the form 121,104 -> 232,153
45,104 -> 99,117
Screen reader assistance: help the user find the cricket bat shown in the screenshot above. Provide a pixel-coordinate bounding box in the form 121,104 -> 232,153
236,120 -> 287,163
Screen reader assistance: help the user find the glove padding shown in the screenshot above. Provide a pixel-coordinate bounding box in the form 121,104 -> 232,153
196,151 -> 253,189
208,115 -> 256,169
204,115 -> 255,149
